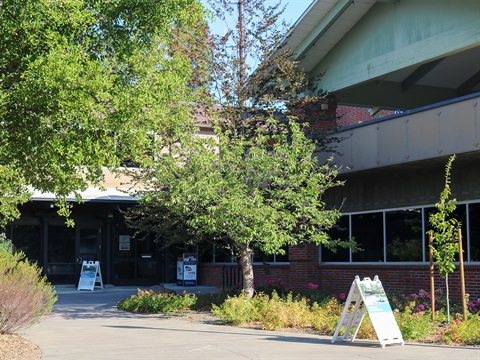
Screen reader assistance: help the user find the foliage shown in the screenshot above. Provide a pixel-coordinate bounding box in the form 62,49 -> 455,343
211,292 -> 263,326
117,285 -> 480,346
393,308 -> 434,340
427,155 -> 460,278
0,235 -> 57,334
0,0 -> 209,225
444,316 -> 480,345
427,154 -> 461,323
117,289 -> 197,314
254,278 -> 287,297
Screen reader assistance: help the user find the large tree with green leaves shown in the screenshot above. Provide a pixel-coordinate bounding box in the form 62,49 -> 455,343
130,120 -> 350,297
0,0 -> 209,225
126,0 -> 351,297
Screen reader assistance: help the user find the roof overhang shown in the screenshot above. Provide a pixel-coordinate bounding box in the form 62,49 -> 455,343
279,0 -> 480,110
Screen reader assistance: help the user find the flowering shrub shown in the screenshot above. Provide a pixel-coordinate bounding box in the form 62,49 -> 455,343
255,278 -> 286,297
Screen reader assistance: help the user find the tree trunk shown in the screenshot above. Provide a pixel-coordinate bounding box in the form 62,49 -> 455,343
238,243 -> 254,298
445,274 -> 451,324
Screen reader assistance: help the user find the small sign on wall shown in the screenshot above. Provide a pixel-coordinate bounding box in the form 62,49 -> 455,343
119,235 -> 131,251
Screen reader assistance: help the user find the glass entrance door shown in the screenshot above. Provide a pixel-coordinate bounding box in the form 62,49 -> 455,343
75,228 -> 101,280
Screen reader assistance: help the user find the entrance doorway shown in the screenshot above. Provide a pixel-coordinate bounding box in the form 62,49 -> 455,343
46,225 -> 101,284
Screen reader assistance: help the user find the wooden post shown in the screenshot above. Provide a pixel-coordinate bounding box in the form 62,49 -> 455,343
429,233 -> 435,322
458,228 -> 467,321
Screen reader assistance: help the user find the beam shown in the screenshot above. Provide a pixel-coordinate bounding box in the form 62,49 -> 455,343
456,70 -> 480,96
401,58 -> 445,92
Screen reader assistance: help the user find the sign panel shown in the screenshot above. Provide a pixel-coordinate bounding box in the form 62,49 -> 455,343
177,253 -> 197,286
119,235 -> 131,251
77,261 -> 104,291
332,275 -> 404,348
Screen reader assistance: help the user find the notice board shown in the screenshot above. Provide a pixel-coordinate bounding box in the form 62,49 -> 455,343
77,261 -> 103,291
332,275 -> 404,348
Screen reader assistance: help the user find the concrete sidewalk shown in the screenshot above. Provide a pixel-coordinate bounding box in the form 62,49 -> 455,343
23,286 -> 480,360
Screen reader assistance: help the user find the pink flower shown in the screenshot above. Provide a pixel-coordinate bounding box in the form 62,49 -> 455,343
455,319 -> 460,324
339,293 -> 346,300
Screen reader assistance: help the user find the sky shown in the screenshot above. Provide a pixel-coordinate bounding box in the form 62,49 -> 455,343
201,0 -> 314,36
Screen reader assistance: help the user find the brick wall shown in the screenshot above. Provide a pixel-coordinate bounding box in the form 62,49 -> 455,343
198,255 -> 480,302
198,263 -> 290,290
317,264 -> 480,302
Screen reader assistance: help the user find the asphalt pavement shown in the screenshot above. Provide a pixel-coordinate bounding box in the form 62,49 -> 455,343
23,285 -> 480,360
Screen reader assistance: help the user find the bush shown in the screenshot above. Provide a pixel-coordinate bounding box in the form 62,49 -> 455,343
444,315 -> 480,345
0,235 -> 57,334
211,292 -> 262,326
191,290 -> 230,311
393,308 -> 433,340
117,289 -> 197,313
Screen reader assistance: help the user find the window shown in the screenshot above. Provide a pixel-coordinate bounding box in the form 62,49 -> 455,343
469,203 -> 480,261
322,216 -> 350,262
351,212 -> 383,262
321,201 -> 480,264
386,209 -> 423,262
7,224 -> 42,263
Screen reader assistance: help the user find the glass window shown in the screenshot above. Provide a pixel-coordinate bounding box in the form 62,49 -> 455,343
47,226 -> 75,264
253,246 -> 288,263
425,205 -> 466,262
351,212 -> 384,262
468,203 -> 480,261
386,209 -> 423,261
322,216 -> 350,262
9,224 -> 42,262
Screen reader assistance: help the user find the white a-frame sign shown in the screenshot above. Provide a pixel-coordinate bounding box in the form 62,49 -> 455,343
332,276 -> 404,348
77,261 -> 104,291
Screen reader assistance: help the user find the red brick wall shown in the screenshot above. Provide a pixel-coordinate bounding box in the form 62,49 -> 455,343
317,264 -> 480,302
199,256 -> 480,303
198,263 -> 290,289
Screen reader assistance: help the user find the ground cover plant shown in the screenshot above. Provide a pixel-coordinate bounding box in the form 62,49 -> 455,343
117,281 -> 480,346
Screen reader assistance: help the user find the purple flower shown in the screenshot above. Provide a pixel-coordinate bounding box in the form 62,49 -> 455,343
339,293 -> 346,301
418,304 -> 425,311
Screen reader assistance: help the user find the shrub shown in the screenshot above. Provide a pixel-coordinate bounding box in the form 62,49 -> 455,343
0,236 -> 57,334
117,289 -> 197,313
191,290 -> 230,311
393,308 -> 433,340
444,315 -> 480,345
310,297 -> 343,334
262,292 -> 312,330
211,292 -> 263,326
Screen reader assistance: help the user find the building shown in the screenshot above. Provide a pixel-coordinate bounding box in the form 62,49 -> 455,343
199,0 -> 480,298
7,0 -> 480,299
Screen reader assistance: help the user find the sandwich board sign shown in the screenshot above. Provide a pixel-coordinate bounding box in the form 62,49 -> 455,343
77,261 -> 104,291
332,275 -> 404,348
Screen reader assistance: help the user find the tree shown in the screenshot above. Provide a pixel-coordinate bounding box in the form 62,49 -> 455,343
427,155 -> 461,324
131,121 -> 350,297
126,0 -> 351,297
0,0 -> 209,225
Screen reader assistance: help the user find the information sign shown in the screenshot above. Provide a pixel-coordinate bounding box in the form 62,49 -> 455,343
332,275 -> 404,348
176,253 -> 197,286
77,261 -> 104,291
